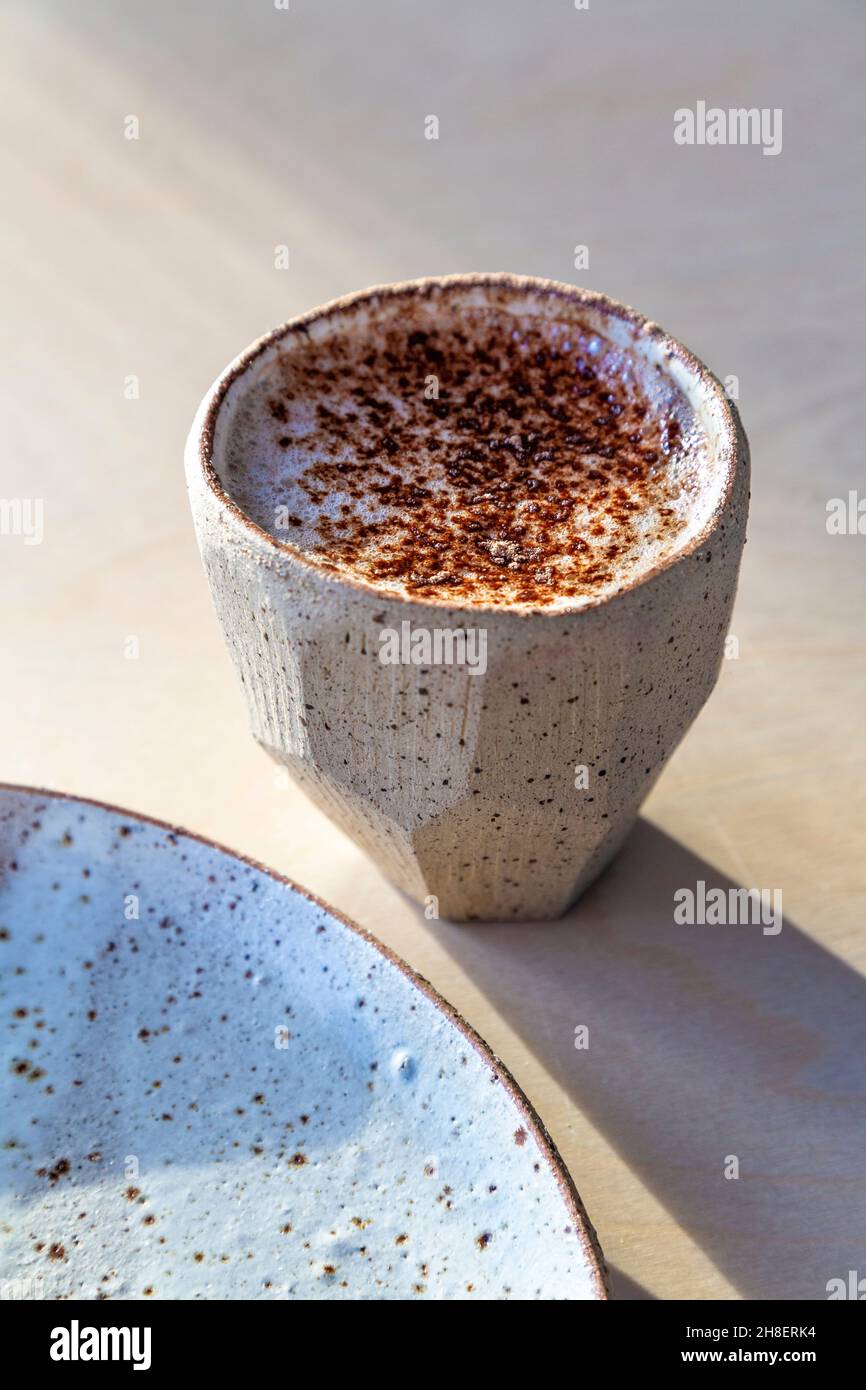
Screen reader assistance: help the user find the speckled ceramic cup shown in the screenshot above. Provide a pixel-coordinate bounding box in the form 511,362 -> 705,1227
185,275 -> 749,921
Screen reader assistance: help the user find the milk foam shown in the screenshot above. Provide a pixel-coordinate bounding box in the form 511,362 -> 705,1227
214,283 -> 722,610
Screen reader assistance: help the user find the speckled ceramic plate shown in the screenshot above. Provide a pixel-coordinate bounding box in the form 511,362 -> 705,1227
0,786 -> 607,1301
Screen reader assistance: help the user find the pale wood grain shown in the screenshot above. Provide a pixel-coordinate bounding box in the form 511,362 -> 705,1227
2,0 -> 864,1300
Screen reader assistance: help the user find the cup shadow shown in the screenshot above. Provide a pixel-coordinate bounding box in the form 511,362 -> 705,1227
607,1265 -> 657,1300
423,820 -> 866,1301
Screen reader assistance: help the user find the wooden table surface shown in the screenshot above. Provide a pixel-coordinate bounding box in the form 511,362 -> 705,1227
3,1 -> 864,1300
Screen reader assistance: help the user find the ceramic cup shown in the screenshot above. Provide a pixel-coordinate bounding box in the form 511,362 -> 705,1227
185,275 -> 749,921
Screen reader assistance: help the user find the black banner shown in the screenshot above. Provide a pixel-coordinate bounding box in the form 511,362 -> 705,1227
2,1298 -> 858,1374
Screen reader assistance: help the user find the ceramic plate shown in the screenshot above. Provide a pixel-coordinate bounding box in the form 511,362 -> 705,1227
0,786 -> 606,1301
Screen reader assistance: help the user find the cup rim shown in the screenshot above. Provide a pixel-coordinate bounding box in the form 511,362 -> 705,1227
192,272 -> 744,617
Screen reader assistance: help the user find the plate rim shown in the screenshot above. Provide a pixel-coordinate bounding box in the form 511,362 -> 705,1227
0,780 -> 610,1300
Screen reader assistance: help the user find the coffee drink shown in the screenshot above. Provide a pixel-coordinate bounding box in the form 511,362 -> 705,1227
188,276 -> 749,921
217,287 -> 719,612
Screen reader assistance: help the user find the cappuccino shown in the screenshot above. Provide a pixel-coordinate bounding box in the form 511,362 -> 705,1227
215,281 -> 719,610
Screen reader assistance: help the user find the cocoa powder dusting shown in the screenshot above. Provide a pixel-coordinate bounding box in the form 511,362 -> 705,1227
221,301 -> 706,608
